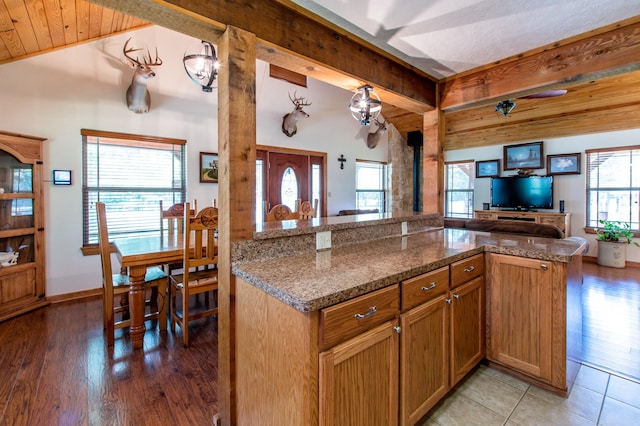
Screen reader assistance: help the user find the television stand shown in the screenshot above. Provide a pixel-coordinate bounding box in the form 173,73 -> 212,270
474,210 -> 571,237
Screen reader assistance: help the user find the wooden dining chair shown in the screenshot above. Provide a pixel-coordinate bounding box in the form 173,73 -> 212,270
160,200 -> 197,246
297,199 -> 319,219
264,200 -> 299,222
96,202 -> 168,346
169,203 -> 219,347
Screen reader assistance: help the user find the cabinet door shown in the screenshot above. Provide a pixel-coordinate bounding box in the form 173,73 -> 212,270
486,253 -> 553,381
399,296 -> 449,426
450,276 -> 484,385
319,320 -> 399,426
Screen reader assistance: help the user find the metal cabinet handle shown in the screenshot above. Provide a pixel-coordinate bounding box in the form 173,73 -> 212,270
393,326 -> 401,334
354,306 -> 377,319
541,264 -> 548,270
463,265 -> 475,273
453,294 -> 460,299
445,298 -> 452,304
421,282 -> 437,291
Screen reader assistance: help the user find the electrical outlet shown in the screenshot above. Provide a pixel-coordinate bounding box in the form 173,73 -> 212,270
402,221 -> 408,235
316,231 -> 331,251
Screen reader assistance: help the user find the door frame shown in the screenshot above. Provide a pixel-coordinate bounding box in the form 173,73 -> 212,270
257,145 -> 327,218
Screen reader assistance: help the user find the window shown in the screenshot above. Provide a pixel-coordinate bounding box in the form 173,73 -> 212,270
355,160 -> 386,212
82,129 -> 186,246
586,146 -> 640,230
445,160 -> 474,218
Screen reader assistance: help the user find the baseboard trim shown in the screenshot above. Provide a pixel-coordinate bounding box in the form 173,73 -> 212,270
47,288 -> 101,304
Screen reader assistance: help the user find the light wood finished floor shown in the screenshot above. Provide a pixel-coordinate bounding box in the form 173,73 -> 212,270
0,262 -> 637,425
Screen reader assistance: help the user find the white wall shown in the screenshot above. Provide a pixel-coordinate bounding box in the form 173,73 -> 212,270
0,26 -> 389,297
445,129 -> 640,262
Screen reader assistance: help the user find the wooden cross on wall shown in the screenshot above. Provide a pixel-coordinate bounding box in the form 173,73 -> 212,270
338,154 -> 346,170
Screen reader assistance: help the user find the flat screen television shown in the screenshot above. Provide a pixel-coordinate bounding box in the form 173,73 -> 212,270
490,175 -> 554,210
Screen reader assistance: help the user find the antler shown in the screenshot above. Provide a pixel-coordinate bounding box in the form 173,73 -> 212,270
123,38 -> 163,67
288,91 -> 312,108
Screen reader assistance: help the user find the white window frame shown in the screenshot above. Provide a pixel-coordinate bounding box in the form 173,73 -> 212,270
355,160 -> 387,212
586,146 -> 640,231
445,160 -> 475,218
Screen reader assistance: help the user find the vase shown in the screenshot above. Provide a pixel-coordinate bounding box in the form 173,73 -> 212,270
597,241 -> 627,268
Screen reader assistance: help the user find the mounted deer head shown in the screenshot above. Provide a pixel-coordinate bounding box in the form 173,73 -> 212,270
282,92 -> 312,137
123,38 -> 163,114
366,118 -> 388,149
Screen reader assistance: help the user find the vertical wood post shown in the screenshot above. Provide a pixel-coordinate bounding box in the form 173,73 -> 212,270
422,109 -> 444,214
217,25 -> 256,425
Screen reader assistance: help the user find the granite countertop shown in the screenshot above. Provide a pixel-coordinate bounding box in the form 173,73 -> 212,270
232,227 -> 587,313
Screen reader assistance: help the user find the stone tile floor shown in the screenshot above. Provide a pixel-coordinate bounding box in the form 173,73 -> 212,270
420,364 -> 640,426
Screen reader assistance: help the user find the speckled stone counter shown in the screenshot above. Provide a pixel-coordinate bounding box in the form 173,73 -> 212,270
232,216 -> 587,312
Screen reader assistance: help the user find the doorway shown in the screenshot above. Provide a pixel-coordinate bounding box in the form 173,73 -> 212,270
256,146 -> 326,222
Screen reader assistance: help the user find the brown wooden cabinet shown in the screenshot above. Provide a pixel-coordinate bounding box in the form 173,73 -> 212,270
450,276 -> 484,385
0,131 -> 47,322
474,210 -> 571,237
486,253 -> 556,384
399,254 -> 484,426
399,267 -> 450,426
319,320 -> 399,426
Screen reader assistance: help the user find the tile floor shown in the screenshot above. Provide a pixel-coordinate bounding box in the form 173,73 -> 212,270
420,364 -> 640,426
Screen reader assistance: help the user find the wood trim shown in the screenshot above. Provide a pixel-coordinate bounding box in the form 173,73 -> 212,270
269,64 -> 307,87
81,128 -> 187,145
47,288 -> 102,304
441,20 -> 640,111
585,144 -> 640,154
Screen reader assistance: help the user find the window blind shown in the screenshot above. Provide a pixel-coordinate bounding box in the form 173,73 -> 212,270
82,129 -> 186,245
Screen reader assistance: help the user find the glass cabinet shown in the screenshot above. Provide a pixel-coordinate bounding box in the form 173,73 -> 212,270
0,131 -> 47,321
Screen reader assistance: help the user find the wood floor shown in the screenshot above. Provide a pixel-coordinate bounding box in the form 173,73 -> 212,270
0,262 -> 638,425
0,296 -> 218,426
582,262 -> 640,382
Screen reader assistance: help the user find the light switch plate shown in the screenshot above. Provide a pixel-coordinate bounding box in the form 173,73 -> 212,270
316,231 -> 331,251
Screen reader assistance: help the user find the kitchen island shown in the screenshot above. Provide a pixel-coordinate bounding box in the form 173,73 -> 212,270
231,213 -> 586,425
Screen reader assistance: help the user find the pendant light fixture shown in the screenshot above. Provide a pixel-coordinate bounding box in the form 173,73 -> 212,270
349,85 -> 382,126
183,40 -> 219,92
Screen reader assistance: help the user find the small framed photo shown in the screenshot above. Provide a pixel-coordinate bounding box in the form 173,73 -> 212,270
476,159 -> 500,178
503,141 -> 543,171
52,169 -> 72,185
547,153 -> 581,175
200,152 -> 219,183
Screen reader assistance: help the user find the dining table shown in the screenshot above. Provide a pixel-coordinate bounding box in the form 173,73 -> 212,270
114,235 -> 183,349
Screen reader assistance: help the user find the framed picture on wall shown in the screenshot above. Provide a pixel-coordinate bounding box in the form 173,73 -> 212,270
476,159 -> 500,178
200,152 -> 219,183
503,141 -> 543,170
547,153 -> 581,175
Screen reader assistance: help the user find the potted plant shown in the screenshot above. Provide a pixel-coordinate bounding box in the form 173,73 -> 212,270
595,219 -> 639,268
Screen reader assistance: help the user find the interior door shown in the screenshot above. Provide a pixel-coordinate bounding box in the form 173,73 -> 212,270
266,152 -> 310,211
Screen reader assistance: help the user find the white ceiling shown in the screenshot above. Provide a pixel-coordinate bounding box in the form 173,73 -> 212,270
290,0 -> 640,79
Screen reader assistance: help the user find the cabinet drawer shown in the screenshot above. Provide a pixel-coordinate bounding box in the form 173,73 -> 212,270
450,254 -> 484,288
319,284 -> 399,350
401,266 -> 449,311
539,216 -> 564,229
474,212 -> 494,220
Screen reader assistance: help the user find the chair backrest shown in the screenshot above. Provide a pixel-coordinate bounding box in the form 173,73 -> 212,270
297,199 -> 319,219
160,200 -> 197,244
264,201 -> 299,222
96,202 -> 114,296
183,203 -> 218,277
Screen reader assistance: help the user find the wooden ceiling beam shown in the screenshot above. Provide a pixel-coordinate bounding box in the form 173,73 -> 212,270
440,18 -> 640,112
88,0 -> 435,113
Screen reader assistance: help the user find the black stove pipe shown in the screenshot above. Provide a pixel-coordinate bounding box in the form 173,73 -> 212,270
407,131 -> 423,212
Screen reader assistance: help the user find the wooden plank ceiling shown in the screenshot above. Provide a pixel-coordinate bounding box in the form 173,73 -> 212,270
2,0 -> 640,150
0,0 -> 148,64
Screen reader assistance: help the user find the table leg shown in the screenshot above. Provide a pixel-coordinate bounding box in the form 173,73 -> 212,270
128,265 -> 147,349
